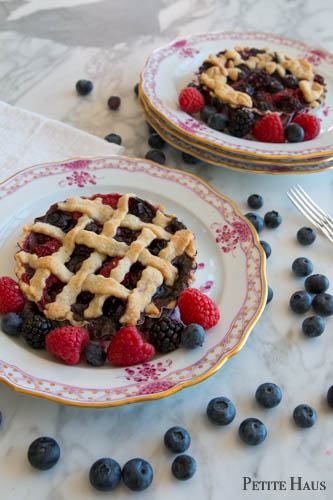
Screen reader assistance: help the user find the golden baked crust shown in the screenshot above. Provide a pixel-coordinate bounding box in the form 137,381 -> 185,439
15,194 -> 196,327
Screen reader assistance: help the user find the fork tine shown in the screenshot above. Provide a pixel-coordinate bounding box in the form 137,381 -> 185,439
295,184 -> 333,231
287,188 -> 333,244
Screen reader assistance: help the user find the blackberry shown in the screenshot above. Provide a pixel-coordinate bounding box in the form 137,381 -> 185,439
253,91 -> 274,112
247,69 -> 271,90
228,109 -> 254,138
237,82 -> 255,96
22,316 -> 53,349
283,75 -> 299,89
268,79 -> 284,93
149,317 -> 183,353
276,95 -> 304,113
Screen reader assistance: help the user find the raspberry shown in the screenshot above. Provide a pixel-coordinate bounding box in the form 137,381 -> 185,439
252,113 -> 285,143
292,114 -> 320,141
33,238 -> 62,257
178,288 -> 220,330
178,87 -> 204,114
0,276 -> 25,313
45,326 -> 90,365
99,257 -> 122,277
107,326 -> 155,367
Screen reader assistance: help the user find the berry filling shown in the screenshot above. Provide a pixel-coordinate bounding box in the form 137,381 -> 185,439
38,274 -> 65,310
21,264 -> 36,284
65,244 -> 94,273
128,197 -> 157,223
90,193 -> 121,209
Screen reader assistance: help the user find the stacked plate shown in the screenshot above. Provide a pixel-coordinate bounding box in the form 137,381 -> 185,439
139,32 -> 333,174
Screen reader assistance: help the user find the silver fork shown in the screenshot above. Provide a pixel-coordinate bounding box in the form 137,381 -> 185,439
287,184 -> 333,244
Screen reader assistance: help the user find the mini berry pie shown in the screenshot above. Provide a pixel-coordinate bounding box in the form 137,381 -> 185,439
15,193 -> 197,340
179,46 -> 326,143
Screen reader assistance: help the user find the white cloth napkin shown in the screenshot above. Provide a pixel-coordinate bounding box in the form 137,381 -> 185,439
0,101 -> 124,182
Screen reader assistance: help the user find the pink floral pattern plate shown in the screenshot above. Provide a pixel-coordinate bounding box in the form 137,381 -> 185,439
0,156 -> 267,407
140,32 -> 333,160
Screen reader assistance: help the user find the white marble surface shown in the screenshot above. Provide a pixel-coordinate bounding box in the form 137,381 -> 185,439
1,1 -> 333,499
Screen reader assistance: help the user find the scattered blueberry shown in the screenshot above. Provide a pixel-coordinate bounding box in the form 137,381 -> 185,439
104,133 -> 122,145
293,404 -> 317,428
164,426 -> 191,453
145,149 -> 166,165
285,123 -> 304,143
122,458 -> 153,491
312,293 -> 333,316
171,454 -> 196,481
266,286 -> 273,304
302,315 -> 325,337
89,458 -> 121,491
291,257 -> 313,277
206,396 -> 236,425
75,79 -> 93,96
327,386 -> 333,408
1,312 -> 23,336
260,240 -> 271,259
85,343 -> 106,366
245,213 -> 264,233
27,437 -> 61,471
207,113 -> 229,131
239,418 -> 267,446
305,274 -> 329,294
200,105 -> 217,123
255,383 -> 282,408
181,324 -> 205,349
148,132 -> 165,150
297,227 -> 316,246
0,411 -> 2,426
146,122 -> 155,134
181,152 -> 199,164
134,83 -> 139,96
107,96 -> 121,110
264,210 -> 282,229
247,194 -> 263,210
290,290 -> 312,313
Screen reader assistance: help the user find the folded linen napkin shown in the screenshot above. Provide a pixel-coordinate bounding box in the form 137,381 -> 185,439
0,101 -> 124,182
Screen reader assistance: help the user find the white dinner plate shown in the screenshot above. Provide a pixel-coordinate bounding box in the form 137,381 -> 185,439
0,156 -> 266,407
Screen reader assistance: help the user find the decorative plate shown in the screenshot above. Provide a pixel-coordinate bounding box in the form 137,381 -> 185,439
140,96 -> 333,174
140,32 -> 333,160
0,156 -> 266,407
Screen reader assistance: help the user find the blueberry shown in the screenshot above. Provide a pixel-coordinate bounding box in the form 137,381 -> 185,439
207,113 -> 229,131
171,455 -> 196,481
145,149 -> 166,165
302,315 -> 325,337
291,257 -> 313,277
327,386 -> 333,408
285,123 -> 304,143
312,293 -> 333,316
297,227 -> 316,246
134,83 -> 139,96
146,122 -> 155,134
264,210 -> 282,228
0,411 -> 2,426
245,213 -> 264,233
239,418 -> 267,446
206,396 -> 236,425
283,74 -> 299,89
305,274 -> 329,294
104,133 -> 122,145
255,383 -> 282,408
27,437 -> 60,471
122,458 -> 153,491
89,458 -> 121,491
266,286 -> 273,304
181,324 -> 205,349
181,152 -> 199,164
107,96 -> 121,110
290,290 -> 312,313
164,426 -> 190,453
1,312 -> 23,336
84,343 -> 106,366
200,105 -> 217,123
260,240 -> 271,259
148,132 -> 165,150
247,194 -> 264,209
268,79 -> 284,93
293,404 -> 317,428
75,79 -> 93,96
